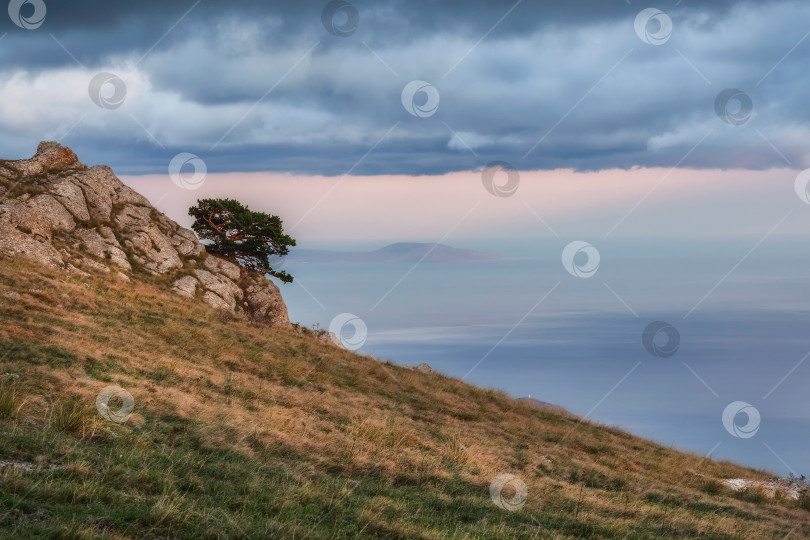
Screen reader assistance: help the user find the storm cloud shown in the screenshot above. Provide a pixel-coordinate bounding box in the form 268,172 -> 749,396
1,0 -> 808,174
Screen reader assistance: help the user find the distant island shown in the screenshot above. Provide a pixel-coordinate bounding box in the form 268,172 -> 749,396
284,242 -> 501,264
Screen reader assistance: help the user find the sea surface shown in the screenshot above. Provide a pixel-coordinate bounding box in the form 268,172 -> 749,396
275,238 -> 810,475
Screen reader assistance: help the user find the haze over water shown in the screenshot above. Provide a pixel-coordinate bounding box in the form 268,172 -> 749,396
278,238 -> 810,476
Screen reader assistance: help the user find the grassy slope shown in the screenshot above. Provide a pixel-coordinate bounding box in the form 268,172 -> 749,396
0,256 -> 807,539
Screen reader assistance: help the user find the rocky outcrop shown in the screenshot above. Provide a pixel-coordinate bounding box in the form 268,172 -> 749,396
76,226 -> 131,270
723,477 -> 807,500
0,142 -> 290,328
244,278 -> 291,328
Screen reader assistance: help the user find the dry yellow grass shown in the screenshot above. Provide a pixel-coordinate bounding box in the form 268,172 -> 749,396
0,255 -> 808,538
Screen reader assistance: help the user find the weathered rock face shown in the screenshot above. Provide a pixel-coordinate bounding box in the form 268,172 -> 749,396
0,142 -> 290,328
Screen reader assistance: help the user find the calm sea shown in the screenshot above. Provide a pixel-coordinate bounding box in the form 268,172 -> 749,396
276,238 -> 810,475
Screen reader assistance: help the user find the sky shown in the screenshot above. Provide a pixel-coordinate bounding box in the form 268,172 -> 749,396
1,0 -> 809,175
4,0 -> 810,473
126,166 -> 809,248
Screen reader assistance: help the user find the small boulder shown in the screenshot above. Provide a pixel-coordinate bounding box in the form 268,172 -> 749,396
202,291 -> 232,311
171,276 -> 199,299
195,269 -> 243,310
244,279 -> 290,328
204,256 -> 242,281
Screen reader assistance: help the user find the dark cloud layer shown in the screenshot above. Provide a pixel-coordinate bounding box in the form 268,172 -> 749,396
0,0 -> 806,175
7,0 -> 745,32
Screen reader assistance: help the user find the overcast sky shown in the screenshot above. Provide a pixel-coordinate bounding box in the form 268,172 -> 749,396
2,0 -> 809,175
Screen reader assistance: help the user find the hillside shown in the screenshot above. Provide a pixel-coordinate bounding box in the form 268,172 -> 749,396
0,145 -> 809,538
2,259 -> 809,539
517,397 -> 568,414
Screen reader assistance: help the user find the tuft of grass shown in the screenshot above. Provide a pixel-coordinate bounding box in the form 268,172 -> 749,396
442,434 -> 468,466
0,381 -> 25,421
149,489 -> 187,527
49,398 -> 94,437
738,486 -> 769,505
701,478 -> 725,495
146,359 -> 178,383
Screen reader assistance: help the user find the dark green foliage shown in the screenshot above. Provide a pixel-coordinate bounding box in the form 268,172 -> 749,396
188,198 -> 295,282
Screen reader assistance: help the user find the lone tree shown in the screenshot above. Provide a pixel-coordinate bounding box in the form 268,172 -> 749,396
189,198 -> 296,283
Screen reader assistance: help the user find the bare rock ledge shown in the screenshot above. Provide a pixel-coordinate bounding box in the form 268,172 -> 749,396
0,142 -> 290,328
